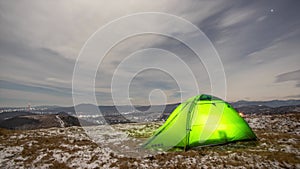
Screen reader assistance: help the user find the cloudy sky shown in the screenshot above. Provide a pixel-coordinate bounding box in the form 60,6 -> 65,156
0,0 -> 299,107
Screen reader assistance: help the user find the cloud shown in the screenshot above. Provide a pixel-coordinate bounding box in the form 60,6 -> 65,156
0,80 -> 72,97
0,39 -> 75,77
275,69 -> 300,87
219,8 -> 255,28
0,0 -> 230,107
0,1 -> 299,106
284,94 -> 300,99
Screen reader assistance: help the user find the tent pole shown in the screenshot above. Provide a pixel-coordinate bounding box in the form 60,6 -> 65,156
185,96 -> 198,151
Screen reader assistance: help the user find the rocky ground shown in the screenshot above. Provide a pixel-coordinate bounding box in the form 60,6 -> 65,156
0,113 -> 299,169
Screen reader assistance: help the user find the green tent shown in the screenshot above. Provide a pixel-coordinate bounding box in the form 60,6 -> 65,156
142,94 -> 257,150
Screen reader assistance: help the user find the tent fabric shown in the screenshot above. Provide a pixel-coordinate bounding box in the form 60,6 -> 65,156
142,94 -> 257,150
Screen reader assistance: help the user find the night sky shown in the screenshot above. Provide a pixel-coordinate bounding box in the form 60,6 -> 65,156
0,0 -> 299,106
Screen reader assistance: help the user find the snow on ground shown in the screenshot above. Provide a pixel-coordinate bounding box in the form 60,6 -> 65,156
0,113 -> 299,168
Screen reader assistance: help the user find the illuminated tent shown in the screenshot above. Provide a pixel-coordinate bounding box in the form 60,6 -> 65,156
142,94 -> 257,150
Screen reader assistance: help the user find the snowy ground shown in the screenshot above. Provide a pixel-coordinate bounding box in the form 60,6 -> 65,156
0,113 -> 299,168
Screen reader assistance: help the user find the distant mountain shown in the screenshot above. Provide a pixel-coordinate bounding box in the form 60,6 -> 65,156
3,99 -> 298,115
1,100 -> 299,130
0,113 -> 94,130
42,103 -> 180,116
42,99 -> 300,114
0,111 -> 35,121
0,103 -> 181,129
231,99 -> 300,108
33,105 -> 61,109
236,104 -> 300,115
